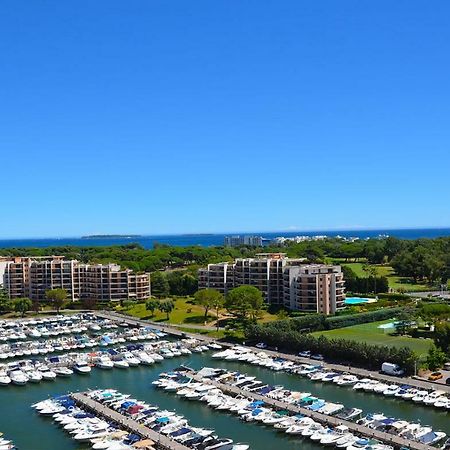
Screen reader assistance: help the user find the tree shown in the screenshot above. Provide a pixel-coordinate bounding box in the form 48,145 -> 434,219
0,288 -> 12,313
394,307 -> 416,336
434,322 -> 450,354
426,345 -> 447,371
13,297 -> 32,317
151,272 -> 169,298
225,285 -> 264,321
194,288 -> 224,322
158,299 -> 175,320
45,288 -> 68,314
146,298 -> 160,317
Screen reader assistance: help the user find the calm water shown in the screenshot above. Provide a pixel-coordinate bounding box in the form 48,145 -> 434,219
1,353 -> 449,450
1,228 -> 450,249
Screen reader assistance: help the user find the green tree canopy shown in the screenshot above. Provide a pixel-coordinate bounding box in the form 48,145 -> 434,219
426,344 -> 447,371
45,288 -> 68,314
225,285 -> 264,321
151,272 -> 170,298
158,299 -> 175,319
145,298 -> 160,317
434,322 -> 450,354
194,288 -> 224,320
0,288 -> 12,313
13,297 -> 32,317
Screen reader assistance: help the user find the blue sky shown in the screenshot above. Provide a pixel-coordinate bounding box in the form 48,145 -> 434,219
1,1 -> 450,237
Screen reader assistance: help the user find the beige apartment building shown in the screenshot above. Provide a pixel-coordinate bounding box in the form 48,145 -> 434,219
198,253 -> 345,314
1,256 -> 150,302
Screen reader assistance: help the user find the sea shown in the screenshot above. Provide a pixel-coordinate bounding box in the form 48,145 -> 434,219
0,228 -> 450,249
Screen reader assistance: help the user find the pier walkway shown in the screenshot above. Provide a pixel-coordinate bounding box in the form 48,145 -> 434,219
97,310 -> 450,394
71,392 -> 190,450
188,372 -> 434,450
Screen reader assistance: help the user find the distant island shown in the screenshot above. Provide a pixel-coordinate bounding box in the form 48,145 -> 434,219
81,234 -> 142,239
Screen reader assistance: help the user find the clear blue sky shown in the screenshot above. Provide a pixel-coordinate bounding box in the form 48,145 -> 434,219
1,1 -> 450,238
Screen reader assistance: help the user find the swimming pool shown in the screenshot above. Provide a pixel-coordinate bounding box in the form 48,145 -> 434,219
378,321 -> 399,329
344,296 -> 376,305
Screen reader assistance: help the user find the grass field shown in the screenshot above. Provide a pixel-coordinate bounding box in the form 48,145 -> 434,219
333,261 -> 431,292
312,319 -> 433,354
118,297 -> 214,324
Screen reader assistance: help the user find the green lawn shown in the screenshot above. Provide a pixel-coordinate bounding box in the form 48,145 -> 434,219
335,261 -> 431,292
118,297 -> 215,325
312,319 -> 432,355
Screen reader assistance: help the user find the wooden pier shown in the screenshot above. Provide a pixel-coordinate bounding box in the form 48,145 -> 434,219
188,373 -> 435,450
71,392 -> 190,450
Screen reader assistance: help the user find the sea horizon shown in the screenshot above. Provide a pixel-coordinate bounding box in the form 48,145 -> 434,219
1,226 -> 450,249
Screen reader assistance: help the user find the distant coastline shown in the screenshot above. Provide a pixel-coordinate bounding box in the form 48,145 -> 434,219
81,234 -> 142,239
1,227 -> 450,250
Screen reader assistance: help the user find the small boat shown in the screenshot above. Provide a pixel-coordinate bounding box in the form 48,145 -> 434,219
73,361 -> 91,374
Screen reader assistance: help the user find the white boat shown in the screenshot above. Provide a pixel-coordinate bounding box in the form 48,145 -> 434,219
122,352 -> 140,366
9,370 -> 28,385
41,369 -> 57,380
0,373 -> 12,385
135,351 -> 154,365
27,370 -> 43,382
95,356 -> 114,369
73,361 -> 91,374
54,367 -> 73,377
412,390 -> 428,403
112,356 -> 129,369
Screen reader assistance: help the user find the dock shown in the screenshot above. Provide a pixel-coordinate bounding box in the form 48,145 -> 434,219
71,392 -> 190,450
97,310 -> 450,394
188,372 -> 435,450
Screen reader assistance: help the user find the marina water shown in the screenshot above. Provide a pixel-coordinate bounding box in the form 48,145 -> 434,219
1,352 -> 449,450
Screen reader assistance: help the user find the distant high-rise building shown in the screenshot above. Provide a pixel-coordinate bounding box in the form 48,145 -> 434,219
198,253 -> 345,314
224,235 -> 263,247
1,256 -> 150,302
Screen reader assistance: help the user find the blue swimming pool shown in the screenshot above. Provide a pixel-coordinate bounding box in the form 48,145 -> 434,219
344,296 -> 375,305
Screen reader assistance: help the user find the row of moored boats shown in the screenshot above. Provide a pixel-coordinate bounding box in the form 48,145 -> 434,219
0,339 -> 220,386
33,389 -> 249,450
153,367 -> 448,448
213,347 -> 450,411
0,314 -> 114,342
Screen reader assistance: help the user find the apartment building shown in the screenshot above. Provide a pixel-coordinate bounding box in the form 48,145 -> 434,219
1,256 -> 150,302
283,265 -> 345,314
198,253 -> 345,314
224,235 -> 263,247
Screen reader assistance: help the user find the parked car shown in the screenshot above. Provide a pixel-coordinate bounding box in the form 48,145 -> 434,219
428,372 -> 443,381
298,350 -> 311,358
255,342 -> 268,349
446,377 -> 450,385
311,353 -> 324,361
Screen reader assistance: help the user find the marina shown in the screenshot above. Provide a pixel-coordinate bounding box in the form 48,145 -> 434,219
0,314 -> 450,449
154,367 -> 443,450
33,388 -> 247,450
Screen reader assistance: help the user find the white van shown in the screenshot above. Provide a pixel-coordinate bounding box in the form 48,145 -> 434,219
381,362 -> 404,376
